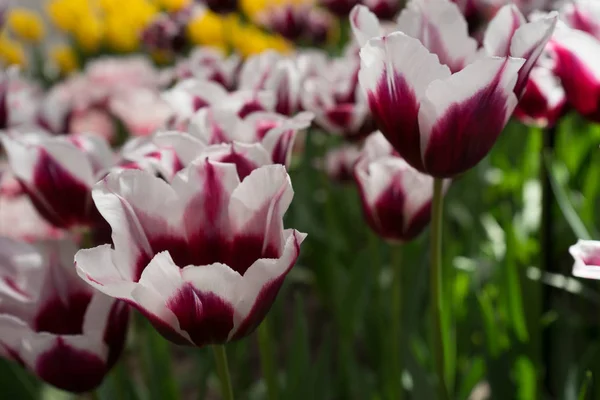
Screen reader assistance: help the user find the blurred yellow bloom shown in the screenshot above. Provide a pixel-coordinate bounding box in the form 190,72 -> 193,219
156,0 -> 191,12
47,0 -> 90,32
7,9 -> 45,43
51,45 -> 79,74
187,10 -> 227,49
231,24 -> 292,57
0,37 -> 26,67
73,14 -> 104,52
240,0 -> 315,20
104,16 -> 140,52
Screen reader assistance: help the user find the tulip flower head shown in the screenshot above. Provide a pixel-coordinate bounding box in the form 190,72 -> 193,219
1,132 -> 116,229
75,159 -> 306,347
351,1 -> 557,178
354,132 -> 440,242
0,238 -> 129,393
570,240 -> 600,280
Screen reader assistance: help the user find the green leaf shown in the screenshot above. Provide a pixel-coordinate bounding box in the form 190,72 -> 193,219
457,357 -> 486,400
514,356 -> 536,400
282,294 -> 311,400
578,371 -> 592,400
544,152 -> 592,240
503,218 -> 529,342
0,359 -> 39,400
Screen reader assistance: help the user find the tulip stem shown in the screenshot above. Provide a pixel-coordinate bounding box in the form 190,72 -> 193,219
390,245 -> 404,400
257,317 -> 279,400
431,178 -> 450,400
212,345 -> 234,400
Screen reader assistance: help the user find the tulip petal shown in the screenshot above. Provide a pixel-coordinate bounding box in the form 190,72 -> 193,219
396,0 -> 477,73
231,229 -> 305,339
92,170 -> 181,281
153,131 -> 206,167
359,32 -> 451,171
199,143 -> 272,180
419,56 -> 523,177
172,159 -> 240,267
550,27 -> 600,120
350,5 -> 383,47
24,334 -> 107,393
483,4 -> 526,57
228,165 -> 294,275
510,12 -> 558,96
570,240 -> 600,280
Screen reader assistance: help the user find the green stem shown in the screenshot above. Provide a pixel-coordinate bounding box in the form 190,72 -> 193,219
212,345 -> 234,400
390,245 -> 404,400
257,318 -> 279,400
431,178 -> 450,400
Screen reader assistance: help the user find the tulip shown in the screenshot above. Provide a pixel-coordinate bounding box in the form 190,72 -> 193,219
514,66 -> 566,128
189,107 -> 312,167
174,48 -> 240,89
354,132 -> 439,241
117,135 -> 186,181
323,144 -> 361,182
238,51 -> 301,116
0,69 -> 41,131
351,1 -> 556,177
0,238 -> 129,393
0,167 -> 64,242
75,160 -> 306,348
547,22 -> 600,122
570,240 -> 600,280
560,0 -> 600,39
301,55 -> 374,140
1,132 -> 115,229
141,12 -> 187,56
110,88 -> 172,137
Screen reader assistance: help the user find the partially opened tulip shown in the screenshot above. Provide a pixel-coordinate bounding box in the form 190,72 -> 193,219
75,160 -> 306,347
174,48 -> 240,89
514,66 -> 565,128
0,69 -> 41,130
1,132 -> 115,229
354,132 -> 439,241
560,0 -> 600,39
351,1 -> 557,177
238,51 -> 302,116
0,238 -> 129,393
547,22 -> 600,122
570,240 -> 600,280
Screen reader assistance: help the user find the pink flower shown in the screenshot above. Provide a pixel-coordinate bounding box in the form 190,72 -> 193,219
0,69 -> 41,130
1,132 -> 115,229
354,132 -> 440,242
173,48 -> 240,89
570,240 -> 600,280
69,108 -> 116,142
75,161 -> 306,347
0,168 -> 64,242
301,55 -> 374,140
514,66 -> 565,128
0,238 -> 129,393
110,88 -> 172,137
322,144 -> 362,182
238,52 -> 302,116
351,1 -> 556,177
85,56 -> 161,94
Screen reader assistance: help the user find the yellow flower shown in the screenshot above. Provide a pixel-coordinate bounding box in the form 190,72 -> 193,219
0,37 -> 26,67
231,24 -> 292,57
186,10 -> 227,49
46,0 -> 89,33
73,14 -> 104,52
104,15 -> 140,52
7,9 -> 45,43
156,0 -> 191,12
51,45 -> 79,74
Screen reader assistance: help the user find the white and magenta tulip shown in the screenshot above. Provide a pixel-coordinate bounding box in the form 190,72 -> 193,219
75,160 -> 306,347
1,132 -> 115,229
354,132 -> 439,242
570,240 -> 600,280
0,238 -> 129,393
352,1 -> 556,177
514,66 -> 566,128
